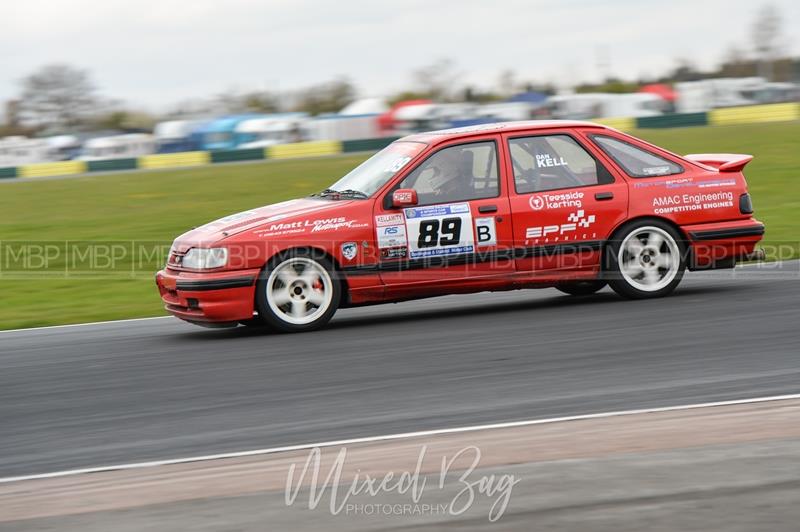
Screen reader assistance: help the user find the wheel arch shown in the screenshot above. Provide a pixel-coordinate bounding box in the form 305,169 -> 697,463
603,215 -> 691,269
607,215 -> 690,245
258,245 -> 351,308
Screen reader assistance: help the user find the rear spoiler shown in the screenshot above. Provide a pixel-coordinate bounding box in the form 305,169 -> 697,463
684,153 -> 754,173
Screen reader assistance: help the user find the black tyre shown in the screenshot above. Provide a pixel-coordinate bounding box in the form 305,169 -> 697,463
254,251 -> 341,333
605,219 -> 686,299
555,280 -> 607,296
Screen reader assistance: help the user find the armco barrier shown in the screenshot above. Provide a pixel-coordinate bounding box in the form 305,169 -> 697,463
708,102 -> 800,126
342,137 -> 399,152
267,140 -> 342,159
592,116 -> 636,131
210,148 -> 265,163
636,112 -> 708,129
138,151 -> 210,169
0,167 -> 17,178
87,158 -> 138,172
20,160 -> 87,178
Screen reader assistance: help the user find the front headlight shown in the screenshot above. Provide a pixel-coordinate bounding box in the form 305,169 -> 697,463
182,247 -> 228,269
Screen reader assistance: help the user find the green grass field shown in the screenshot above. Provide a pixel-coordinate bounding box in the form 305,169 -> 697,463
1,122 -> 798,330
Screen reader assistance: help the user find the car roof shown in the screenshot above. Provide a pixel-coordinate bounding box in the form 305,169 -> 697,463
400,120 -> 611,145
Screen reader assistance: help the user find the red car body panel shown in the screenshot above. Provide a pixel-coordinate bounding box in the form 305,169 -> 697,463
156,121 -> 764,325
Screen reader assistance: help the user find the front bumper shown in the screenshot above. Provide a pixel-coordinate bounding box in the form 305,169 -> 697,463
155,268 -> 260,324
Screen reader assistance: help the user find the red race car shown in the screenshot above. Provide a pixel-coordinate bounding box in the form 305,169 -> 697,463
156,121 -> 765,332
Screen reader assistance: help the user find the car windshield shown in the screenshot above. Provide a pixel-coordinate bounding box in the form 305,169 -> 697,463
324,141 -> 427,197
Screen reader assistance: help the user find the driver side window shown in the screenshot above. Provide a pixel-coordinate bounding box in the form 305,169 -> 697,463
510,134 -> 613,194
397,142 -> 499,206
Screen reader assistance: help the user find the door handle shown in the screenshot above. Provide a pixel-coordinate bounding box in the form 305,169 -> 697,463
478,205 -> 498,213
595,192 -> 614,201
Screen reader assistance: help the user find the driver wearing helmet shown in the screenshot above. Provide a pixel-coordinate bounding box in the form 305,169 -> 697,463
428,148 -> 472,200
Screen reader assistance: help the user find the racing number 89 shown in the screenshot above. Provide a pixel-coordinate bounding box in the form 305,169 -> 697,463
417,217 -> 462,248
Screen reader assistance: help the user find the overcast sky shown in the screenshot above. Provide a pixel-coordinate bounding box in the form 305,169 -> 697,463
2,0 -> 799,111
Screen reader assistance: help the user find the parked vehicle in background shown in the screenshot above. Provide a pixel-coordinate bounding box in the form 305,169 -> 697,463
740,82 -> 800,105
306,113 -> 384,141
195,115 -> 266,151
235,114 -> 309,148
79,133 -> 155,161
154,120 -> 205,153
378,99 -> 433,134
0,136 -> 58,166
45,135 -> 81,160
676,78 -> 762,113
156,120 -> 764,333
548,93 -> 665,119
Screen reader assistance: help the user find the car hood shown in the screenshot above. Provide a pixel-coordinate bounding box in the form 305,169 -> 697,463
172,197 -> 353,251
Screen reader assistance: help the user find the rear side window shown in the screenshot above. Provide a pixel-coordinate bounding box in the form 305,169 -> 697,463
509,134 -> 614,194
591,135 -> 682,178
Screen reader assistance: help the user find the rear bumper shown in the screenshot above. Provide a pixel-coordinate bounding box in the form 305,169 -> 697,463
684,219 -> 765,270
688,224 -> 765,241
155,268 -> 260,324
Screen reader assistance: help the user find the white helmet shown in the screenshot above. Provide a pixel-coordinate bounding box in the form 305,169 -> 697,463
428,149 -> 464,193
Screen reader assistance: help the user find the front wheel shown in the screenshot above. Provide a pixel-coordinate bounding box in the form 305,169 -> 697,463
605,221 -> 686,299
254,252 -> 341,332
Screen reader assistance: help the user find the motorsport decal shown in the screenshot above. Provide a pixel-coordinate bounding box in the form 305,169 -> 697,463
256,217 -> 368,237
404,203 -> 474,259
525,209 -> 597,241
375,213 -> 408,250
377,223 -> 408,248
381,246 -> 408,259
529,191 -> 584,210
633,177 -> 694,189
475,217 -> 497,247
199,210 -> 259,229
341,242 -> 358,261
698,178 -> 737,188
536,153 -> 568,168
652,191 -> 734,214
386,156 -> 413,173
375,213 -> 404,226
641,165 -> 673,176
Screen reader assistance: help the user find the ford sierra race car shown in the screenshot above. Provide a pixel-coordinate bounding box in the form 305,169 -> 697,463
156,121 -> 765,332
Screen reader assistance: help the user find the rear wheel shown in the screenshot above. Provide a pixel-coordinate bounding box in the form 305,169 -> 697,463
254,252 -> 341,332
606,221 -> 686,299
555,280 -> 607,296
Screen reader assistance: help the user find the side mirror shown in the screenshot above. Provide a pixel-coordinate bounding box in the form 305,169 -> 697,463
392,189 -> 418,208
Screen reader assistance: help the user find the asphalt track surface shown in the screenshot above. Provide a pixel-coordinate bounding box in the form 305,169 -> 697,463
1,261 -> 799,478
